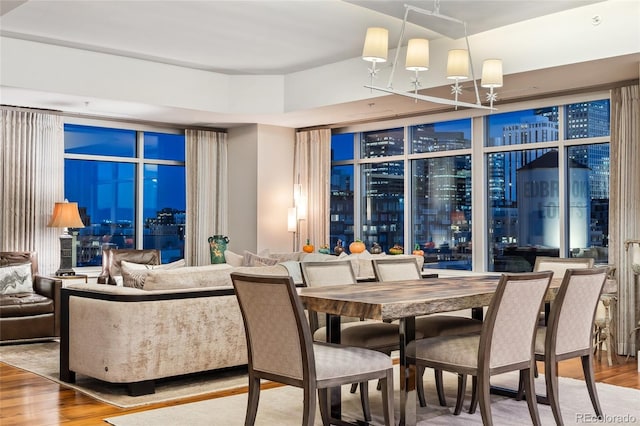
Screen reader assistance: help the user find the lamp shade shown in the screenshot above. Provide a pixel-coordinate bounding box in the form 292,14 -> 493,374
481,59 -> 503,88
362,27 -> 388,63
446,49 -> 469,79
405,38 -> 429,71
48,202 -> 85,228
287,207 -> 297,232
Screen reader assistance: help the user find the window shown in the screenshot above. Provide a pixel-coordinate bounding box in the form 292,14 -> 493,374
331,96 -> 610,273
64,123 -> 185,266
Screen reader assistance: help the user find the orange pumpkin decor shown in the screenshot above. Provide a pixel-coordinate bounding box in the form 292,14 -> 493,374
349,240 -> 366,254
302,239 -> 314,253
412,244 -> 424,256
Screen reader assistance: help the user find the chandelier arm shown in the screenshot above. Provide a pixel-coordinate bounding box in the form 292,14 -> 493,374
365,84 -> 496,110
386,5 -> 411,89
462,22 -> 482,106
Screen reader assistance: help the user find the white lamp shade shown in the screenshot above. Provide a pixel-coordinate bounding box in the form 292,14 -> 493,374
481,59 -> 503,88
362,27 -> 388,63
446,49 -> 469,79
405,38 -> 429,71
287,207 -> 297,232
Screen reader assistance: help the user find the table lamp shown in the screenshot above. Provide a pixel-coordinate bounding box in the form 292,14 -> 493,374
48,200 -> 85,276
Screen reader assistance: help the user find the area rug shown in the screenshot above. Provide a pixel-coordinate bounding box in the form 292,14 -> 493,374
0,341 -> 249,408
105,367 -> 640,426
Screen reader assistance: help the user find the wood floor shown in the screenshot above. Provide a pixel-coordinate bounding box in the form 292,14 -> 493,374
1,353 -> 639,426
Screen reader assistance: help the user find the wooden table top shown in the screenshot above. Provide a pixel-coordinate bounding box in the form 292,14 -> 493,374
298,275 -> 561,321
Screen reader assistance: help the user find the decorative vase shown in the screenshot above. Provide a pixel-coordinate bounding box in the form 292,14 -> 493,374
334,239 -> 344,256
370,242 -> 382,254
208,235 -> 229,264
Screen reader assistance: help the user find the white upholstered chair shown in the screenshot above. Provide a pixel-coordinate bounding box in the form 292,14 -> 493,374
300,260 -> 402,421
517,267 -> 608,425
231,272 -> 394,426
407,271 -> 553,425
371,257 -> 483,410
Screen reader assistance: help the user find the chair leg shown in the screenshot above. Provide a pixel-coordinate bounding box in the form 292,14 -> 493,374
318,388 -> 329,426
381,369 -> 395,426
417,366 -> 427,407
478,371 -> 493,426
469,375 -> 478,414
545,355 -> 563,426
350,383 -> 358,393
435,369 -> 448,406
359,382 -> 372,422
515,369 -> 525,401
523,367 -> 542,426
581,353 -> 603,418
245,375 -> 261,426
453,373 -> 467,415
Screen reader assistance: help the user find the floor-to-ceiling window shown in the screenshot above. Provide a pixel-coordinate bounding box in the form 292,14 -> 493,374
64,122 -> 185,266
331,95 -> 610,272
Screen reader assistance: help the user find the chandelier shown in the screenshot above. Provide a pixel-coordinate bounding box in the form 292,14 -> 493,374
362,3 -> 503,110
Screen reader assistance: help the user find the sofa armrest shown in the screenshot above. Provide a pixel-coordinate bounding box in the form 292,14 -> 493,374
33,275 -> 62,336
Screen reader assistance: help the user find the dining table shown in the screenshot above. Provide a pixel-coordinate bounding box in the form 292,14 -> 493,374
298,274 -> 561,426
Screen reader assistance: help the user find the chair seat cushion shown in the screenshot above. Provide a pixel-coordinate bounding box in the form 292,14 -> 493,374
415,315 -> 483,338
313,321 -> 405,351
0,293 -> 54,317
313,342 -> 393,381
408,334 -> 480,372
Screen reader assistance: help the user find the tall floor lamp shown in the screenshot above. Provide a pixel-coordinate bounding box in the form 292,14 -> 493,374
48,201 -> 85,276
625,239 -> 640,368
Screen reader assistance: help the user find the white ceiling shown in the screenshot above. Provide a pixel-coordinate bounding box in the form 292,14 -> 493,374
1,0 -> 638,128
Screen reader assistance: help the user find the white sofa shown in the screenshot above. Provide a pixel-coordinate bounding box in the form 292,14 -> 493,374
59,264 -> 289,396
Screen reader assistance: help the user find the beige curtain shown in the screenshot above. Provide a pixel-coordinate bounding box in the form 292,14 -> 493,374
294,129 -> 331,249
610,84 -> 640,355
0,108 -> 64,275
185,129 -> 228,266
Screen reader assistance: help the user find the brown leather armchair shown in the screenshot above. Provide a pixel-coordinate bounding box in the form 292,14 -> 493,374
97,248 -> 161,285
0,251 -> 62,343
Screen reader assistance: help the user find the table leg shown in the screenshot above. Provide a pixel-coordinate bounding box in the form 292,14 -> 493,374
326,313 -> 342,420
399,316 -> 417,426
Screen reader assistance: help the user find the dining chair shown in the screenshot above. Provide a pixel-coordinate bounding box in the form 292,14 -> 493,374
371,257 -> 483,410
230,272 -> 394,426
516,267 -> 608,426
300,260 -> 402,421
407,271 -> 553,425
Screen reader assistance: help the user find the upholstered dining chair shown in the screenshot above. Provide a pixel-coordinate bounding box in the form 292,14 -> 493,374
230,272 -> 394,426
300,260 -> 402,421
516,267 -> 608,426
371,257 -> 483,410
407,271 -> 553,425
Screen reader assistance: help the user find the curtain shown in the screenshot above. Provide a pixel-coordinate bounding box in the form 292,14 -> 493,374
294,129 -> 331,249
610,84 -> 640,355
185,129 -> 228,266
0,108 -> 64,275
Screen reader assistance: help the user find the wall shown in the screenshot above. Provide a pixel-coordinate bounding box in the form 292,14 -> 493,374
227,124 -> 295,254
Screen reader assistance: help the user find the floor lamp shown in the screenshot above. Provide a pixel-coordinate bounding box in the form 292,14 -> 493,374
625,239 -> 640,369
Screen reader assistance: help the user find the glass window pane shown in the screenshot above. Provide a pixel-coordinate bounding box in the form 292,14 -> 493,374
487,148 -> 558,272
144,132 -> 185,161
330,165 -> 354,249
413,155 -> 472,270
65,159 -> 136,266
568,143 -> 609,263
331,133 -> 354,161
565,100 -> 610,139
486,107 -> 558,147
411,119 -> 471,153
64,124 -> 136,157
361,161 -> 404,252
143,164 -> 186,263
361,127 -> 403,158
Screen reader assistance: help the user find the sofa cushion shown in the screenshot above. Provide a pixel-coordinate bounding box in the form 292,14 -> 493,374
242,250 -> 279,267
223,250 -> 244,267
120,259 -> 186,289
0,263 -> 33,295
0,292 -> 53,317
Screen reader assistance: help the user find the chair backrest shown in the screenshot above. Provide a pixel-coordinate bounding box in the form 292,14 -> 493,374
100,248 -> 161,284
231,272 -> 313,384
533,256 -> 594,277
546,267 -> 608,356
0,251 -> 38,276
480,271 -> 553,370
372,257 -> 422,282
300,261 -> 357,287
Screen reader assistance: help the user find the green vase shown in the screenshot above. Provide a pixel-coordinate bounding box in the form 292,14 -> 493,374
208,235 -> 229,264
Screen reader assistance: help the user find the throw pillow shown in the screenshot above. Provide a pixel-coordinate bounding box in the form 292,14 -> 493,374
242,250 -> 279,267
0,263 -> 33,294
224,250 -> 244,267
120,259 -> 186,289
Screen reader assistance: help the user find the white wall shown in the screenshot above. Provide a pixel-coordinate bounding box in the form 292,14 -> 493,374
227,124 -> 295,254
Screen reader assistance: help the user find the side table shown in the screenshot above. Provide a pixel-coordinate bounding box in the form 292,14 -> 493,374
52,274 -> 89,287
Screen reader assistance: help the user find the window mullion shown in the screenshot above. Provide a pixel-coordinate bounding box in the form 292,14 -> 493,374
136,131 -> 145,249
